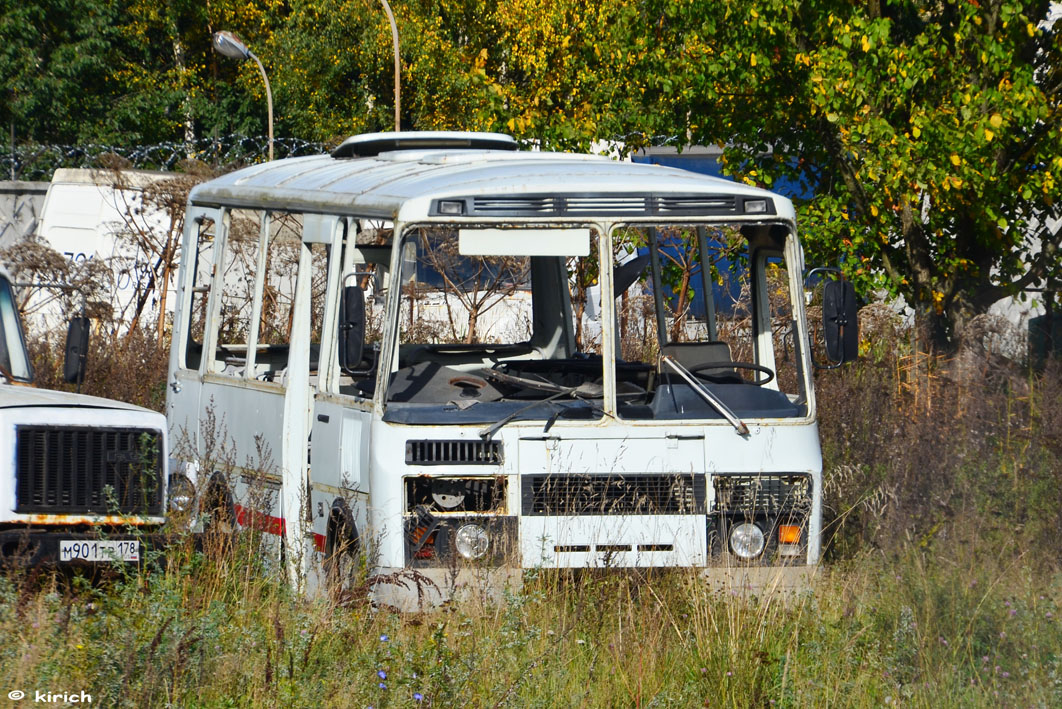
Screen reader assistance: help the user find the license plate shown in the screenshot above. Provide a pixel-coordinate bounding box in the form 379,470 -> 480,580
59,540 -> 140,562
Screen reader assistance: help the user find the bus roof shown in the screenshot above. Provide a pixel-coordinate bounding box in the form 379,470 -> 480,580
188,133 -> 796,223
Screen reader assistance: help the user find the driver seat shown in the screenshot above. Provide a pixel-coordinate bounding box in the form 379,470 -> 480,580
659,341 -> 742,383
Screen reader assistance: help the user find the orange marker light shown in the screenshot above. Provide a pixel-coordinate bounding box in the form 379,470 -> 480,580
778,525 -> 801,544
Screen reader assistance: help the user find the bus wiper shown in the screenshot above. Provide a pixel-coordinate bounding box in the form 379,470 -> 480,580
661,355 -> 749,436
479,392 -> 563,441
478,378 -> 603,441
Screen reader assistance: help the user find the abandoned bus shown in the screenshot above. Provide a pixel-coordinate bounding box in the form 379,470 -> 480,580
166,132 -> 849,607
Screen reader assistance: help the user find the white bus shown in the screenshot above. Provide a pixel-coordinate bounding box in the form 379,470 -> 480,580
165,132 -> 856,607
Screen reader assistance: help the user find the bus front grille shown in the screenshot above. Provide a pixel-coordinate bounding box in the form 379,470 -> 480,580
522,474 -> 706,516
712,475 -> 812,515
15,426 -> 164,516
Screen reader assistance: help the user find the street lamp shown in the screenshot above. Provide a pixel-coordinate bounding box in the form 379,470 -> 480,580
212,30 -> 274,161
378,0 -> 401,131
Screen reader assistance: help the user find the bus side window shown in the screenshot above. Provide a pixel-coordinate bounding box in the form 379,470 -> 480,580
209,208 -> 261,377
251,213 -> 302,382
184,216 -> 216,371
308,241 -> 330,377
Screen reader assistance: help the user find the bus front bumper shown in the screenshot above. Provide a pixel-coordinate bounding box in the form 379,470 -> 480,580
370,564 -> 817,612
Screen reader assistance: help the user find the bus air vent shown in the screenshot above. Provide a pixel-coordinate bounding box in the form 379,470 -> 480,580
565,196 -> 647,214
471,197 -> 558,215
406,439 -> 503,466
656,194 -> 742,214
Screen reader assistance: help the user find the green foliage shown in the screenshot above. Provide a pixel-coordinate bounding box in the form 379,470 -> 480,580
3,0 -> 1059,345
639,0 -> 1062,345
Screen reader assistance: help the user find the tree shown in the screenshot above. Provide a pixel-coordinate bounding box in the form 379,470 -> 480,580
635,0 -> 1062,346
268,0 -> 645,148
0,0 -> 126,144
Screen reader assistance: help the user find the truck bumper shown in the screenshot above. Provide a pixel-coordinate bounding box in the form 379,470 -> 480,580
0,527 -> 170,567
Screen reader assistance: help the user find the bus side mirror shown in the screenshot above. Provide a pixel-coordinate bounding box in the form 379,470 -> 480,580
822,280 -> 859,364
63,316 -> 90,384
338,284 -> 365,371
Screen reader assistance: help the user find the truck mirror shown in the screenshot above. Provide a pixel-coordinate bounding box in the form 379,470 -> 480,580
338,284 -> 365,371
822,279 -> 858,364
63,316 -> 90,384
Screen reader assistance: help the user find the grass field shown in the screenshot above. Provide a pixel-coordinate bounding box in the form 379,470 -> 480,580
3,331 -> 1060,707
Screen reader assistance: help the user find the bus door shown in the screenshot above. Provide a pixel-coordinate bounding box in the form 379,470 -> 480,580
308,218 -> 379,583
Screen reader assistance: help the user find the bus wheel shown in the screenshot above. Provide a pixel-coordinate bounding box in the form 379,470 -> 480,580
202,477 -> 236,556
324,504 -> 361,603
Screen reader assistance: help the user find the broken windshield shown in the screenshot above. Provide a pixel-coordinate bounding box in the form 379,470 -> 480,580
609,222 -> 808,421
382,225 -> 607,426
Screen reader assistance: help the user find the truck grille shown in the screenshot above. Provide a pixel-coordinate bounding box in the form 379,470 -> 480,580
522,474 -> 706,516
15,426 -> 164,516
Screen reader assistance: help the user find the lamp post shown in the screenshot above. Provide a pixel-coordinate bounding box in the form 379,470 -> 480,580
378,0 -> 401,131
212,31 -> 274,161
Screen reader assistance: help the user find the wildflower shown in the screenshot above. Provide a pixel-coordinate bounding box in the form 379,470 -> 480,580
379,683 -> 387,690
380,634 -> 389,642
938,636 -> 948,646
301,629 -> 309,638
414,693 -> 424,702
726,671 -> 733,677
1002,671 -> 1010,678
377,670 -> 387,680
1009,609 -> 1017,617
1046,612 -> 1053,619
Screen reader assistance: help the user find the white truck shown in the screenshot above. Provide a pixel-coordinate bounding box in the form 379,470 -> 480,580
0,267 -> 171,565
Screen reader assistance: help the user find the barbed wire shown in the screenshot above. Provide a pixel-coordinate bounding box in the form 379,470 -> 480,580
0,135 -> 327,181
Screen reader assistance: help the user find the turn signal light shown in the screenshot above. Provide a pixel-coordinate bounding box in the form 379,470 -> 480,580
778,525 -> 801,544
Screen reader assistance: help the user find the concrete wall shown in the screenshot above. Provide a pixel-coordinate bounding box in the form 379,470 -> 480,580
0,181 -> 48,249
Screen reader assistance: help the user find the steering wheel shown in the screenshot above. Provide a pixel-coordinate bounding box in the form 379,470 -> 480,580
689,361 -> 775,386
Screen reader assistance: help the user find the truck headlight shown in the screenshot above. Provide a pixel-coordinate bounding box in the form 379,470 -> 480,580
455,524 -> 489,560
168,474 -> 196,513
729,522 -> 765,560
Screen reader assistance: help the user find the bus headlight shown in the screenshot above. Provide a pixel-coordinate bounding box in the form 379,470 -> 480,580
168,474 -> 196,513
455,524 -> 489,560
729,522 -> 766,560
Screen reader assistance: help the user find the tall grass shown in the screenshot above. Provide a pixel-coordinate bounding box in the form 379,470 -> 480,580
1,539 -> 1058,706
3,326 -> 1061,706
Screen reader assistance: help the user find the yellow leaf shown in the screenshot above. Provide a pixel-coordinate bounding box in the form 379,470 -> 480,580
989,113 -> 1002,129
870,205 -> 879,217
507,118 -> 516,132
912,126 -> 921,138
984,128 -> 995,142
861,35 -> 870,52
950,154 -> 961,166
1027,22 -> 1036,37
750,53 -> 757,67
